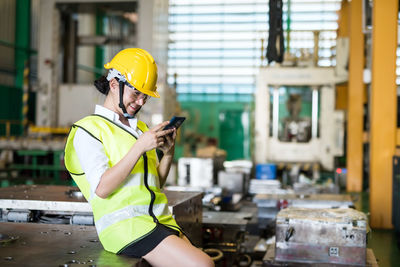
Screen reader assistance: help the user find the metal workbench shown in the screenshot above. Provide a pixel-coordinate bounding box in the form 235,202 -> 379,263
0,185 -> 203,246
0,222 -> 145,266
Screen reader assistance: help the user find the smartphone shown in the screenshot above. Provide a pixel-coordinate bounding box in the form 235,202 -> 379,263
163,116 -> 186,132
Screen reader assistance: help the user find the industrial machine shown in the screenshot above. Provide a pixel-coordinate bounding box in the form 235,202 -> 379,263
36,0 -> 173,129
0,0 -> 175,184
255,67 -> 346,172
0,0 -> 173,140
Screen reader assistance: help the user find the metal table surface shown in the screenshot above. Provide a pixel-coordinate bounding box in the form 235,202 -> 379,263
0,185 -> 90,212
0,222 -> 147,267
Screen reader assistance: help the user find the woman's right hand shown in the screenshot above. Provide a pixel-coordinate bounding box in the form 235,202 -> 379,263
135,121 -> 174,153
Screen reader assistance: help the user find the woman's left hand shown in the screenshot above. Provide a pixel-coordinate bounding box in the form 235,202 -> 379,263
158,128 -> 176,155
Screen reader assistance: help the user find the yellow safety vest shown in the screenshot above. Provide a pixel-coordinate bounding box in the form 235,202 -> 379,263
64,114 -> 180,253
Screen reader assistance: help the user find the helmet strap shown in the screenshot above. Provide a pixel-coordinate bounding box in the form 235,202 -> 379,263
118,81 -> 135,119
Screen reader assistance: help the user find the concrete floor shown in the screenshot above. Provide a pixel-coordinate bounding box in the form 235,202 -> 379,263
368,229 -> 400,267
356,192 -> 400,267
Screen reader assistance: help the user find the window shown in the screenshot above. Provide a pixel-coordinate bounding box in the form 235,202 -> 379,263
168,0 -> 342,97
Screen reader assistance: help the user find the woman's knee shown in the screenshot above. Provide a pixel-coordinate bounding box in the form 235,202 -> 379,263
203,256 -> 215,267
192,252 -> 214,267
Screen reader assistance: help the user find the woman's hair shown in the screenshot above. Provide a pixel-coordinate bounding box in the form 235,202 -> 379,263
94,76 -> 110,95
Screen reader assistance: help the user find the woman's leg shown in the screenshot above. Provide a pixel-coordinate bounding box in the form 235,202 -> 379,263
143,235 -> 214,267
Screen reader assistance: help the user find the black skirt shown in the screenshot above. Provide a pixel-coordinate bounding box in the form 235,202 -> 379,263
118,224 -> 180,258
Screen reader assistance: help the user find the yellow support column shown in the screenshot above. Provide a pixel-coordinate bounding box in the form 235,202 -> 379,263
347,0 -> 364,192
337,0 -> 349,37
335,0 -> 349,111
370,0 -> 398,228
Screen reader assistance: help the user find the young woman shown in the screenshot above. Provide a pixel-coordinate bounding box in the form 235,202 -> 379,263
65,48 -> 213,267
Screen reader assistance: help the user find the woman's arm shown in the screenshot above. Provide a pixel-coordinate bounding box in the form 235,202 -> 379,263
95,141 -> 145,198
95,121 -> 173,198
157,129 -> 177,187
157,147 -> 174,187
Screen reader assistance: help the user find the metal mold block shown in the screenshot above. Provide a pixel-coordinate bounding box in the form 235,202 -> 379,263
275,207 -> 368,265
164,189 -> 203,247
202,210 -> 255,267
202,211 -> 252,243
253,193 -> 354,229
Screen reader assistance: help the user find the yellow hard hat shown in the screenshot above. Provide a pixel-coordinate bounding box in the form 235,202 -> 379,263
104,48 -> 159,98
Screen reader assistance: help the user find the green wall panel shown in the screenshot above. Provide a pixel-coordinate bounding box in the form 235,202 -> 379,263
0,85 -> 23,136
176,99 -> 253,161
219,109 -> 246,160
15,0 -> 30,89
95,9 -> 105,79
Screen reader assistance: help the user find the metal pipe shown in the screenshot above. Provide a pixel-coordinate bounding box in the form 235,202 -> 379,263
313,30 -> 320,66
272,86 -> 280,138
311,87 -> 319,138
286,0 -> 291,52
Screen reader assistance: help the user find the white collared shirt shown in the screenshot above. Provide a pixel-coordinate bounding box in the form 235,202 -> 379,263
73,105 -> 143,197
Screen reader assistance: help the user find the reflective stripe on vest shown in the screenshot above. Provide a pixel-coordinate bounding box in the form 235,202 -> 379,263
64,115 -> 180,253
95,203 -> 170,234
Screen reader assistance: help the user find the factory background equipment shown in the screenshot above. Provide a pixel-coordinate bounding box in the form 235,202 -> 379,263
0,0 -> 174,134
0,0 -> 175,135
35,0 -> 173,130
255,67 -> 346,172
0,0 -> 176,185
0,0 -> 398,266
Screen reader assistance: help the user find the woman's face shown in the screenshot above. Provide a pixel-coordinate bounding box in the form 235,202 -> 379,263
108,78 -> 150,117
